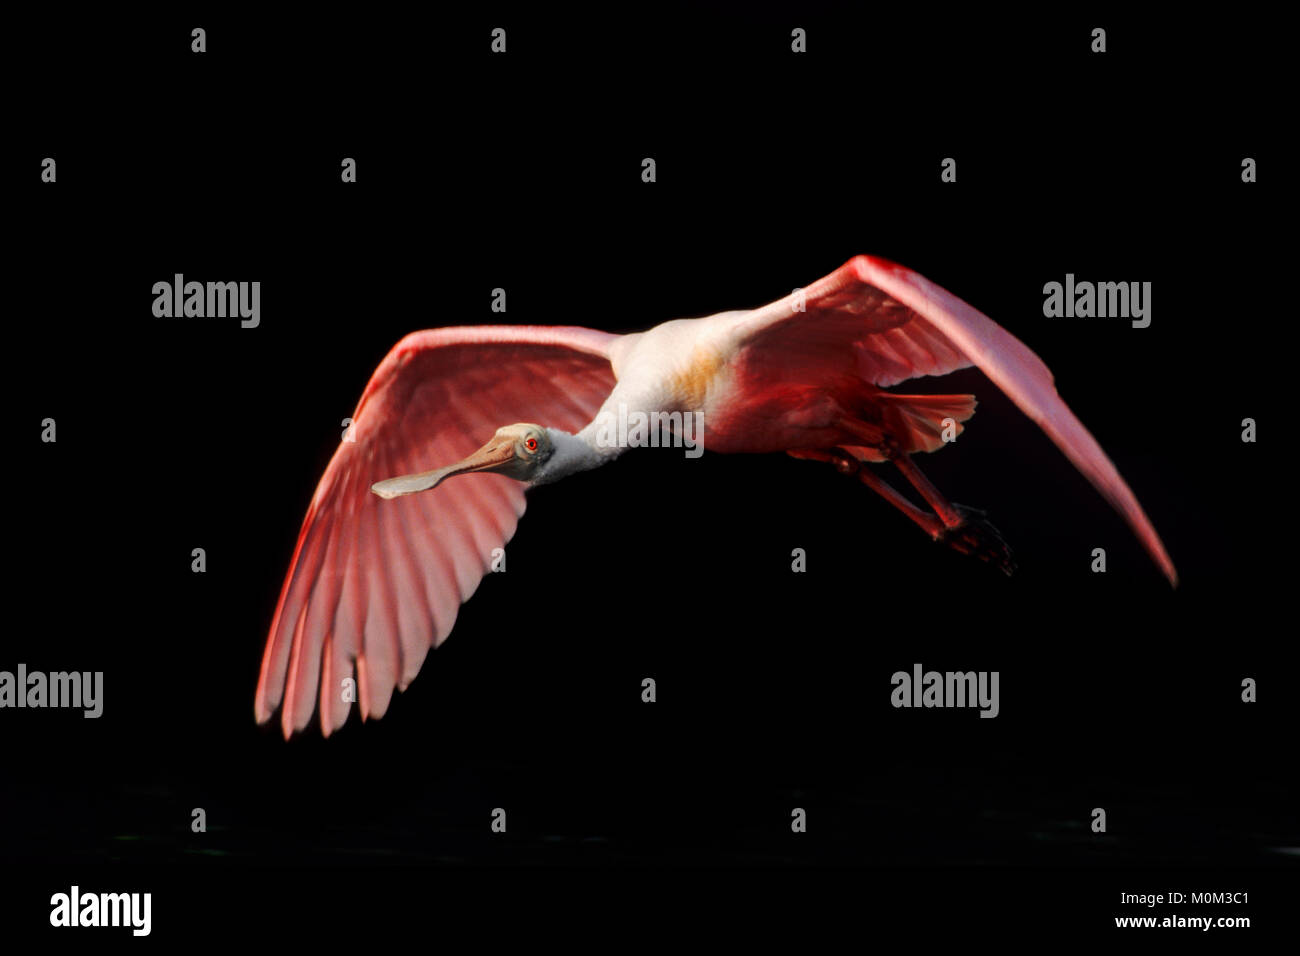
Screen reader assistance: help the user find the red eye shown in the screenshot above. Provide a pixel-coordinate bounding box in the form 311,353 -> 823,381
525,437 -> 538,452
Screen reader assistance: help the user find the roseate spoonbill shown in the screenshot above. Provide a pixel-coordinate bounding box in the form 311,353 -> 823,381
256,255 -> 1177,738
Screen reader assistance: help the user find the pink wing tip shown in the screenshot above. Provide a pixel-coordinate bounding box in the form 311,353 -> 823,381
279,707 -> 298,741
1158,552 -> 1179,589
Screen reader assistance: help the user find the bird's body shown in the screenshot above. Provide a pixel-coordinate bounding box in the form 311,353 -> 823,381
611,314 -> 837,456
256,256 -> 1177,738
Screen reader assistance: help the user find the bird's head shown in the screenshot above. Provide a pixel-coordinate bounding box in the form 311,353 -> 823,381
370,423 -> 554,499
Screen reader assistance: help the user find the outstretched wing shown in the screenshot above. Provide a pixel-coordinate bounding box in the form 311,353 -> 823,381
727,255 -> 1177,585
256,326 -> 620,737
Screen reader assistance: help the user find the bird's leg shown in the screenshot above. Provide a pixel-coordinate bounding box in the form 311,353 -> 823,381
876,441 -> 1015,575
882,442 -> 965,529
823,448 -> 947,538
809,445 -> 1014,574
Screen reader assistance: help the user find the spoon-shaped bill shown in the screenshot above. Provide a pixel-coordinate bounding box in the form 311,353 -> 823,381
370,436 -> 517,499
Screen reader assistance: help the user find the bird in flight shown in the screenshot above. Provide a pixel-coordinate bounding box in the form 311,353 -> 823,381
256,255 -> 1176,738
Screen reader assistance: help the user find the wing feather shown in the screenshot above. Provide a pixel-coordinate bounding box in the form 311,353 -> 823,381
256,326 -> 619,736
731,256 -> 1176,585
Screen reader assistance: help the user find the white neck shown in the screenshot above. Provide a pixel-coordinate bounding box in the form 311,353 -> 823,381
532,427 -> 622,485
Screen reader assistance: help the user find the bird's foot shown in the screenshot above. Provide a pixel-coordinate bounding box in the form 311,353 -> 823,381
936,504 -> 1017,576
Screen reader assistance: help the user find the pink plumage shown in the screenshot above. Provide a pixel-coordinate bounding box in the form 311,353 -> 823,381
256,328 -> 618,737
256,257 -> 1175,738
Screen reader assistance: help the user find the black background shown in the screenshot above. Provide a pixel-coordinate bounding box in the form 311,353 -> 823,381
6,4 -> 1293,943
